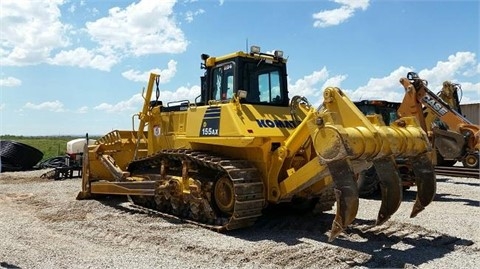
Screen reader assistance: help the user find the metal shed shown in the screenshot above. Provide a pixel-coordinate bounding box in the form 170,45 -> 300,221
460,103 -> 480,124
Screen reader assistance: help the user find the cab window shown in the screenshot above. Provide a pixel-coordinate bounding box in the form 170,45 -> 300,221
258,71 -> 281,103
243,61 -> 285,105
212,63 -> 235,101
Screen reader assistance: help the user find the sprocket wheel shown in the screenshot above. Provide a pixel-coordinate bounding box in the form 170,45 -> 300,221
214,175 -> 235,215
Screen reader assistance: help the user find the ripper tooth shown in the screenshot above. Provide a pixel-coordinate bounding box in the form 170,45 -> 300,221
410,153 -> 436,218
327,160 -> 359,242
373,157 -> 402,225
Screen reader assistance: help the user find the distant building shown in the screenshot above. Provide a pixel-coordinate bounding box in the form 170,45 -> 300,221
460,103 -> 479,124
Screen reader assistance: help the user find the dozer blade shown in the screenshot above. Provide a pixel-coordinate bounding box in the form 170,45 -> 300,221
372,157 -> 402,225
327,160 -> 359,242
410,152 -> 436,218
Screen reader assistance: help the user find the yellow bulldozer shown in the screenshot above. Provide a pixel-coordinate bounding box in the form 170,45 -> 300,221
77,46 -> 436,241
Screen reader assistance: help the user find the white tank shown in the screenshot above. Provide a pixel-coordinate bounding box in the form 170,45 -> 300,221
66,138 -> 96,154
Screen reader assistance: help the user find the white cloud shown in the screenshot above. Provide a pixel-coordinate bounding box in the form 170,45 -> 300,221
462,62 -> 479,77
347,51 -> 479,103
458,82 -> 480,94
0,103 -> 5,111
48,47 -> 118,71
456,82 -> 480,103
85,1 -> 188,56
94,94 -> 144,113
0,0 -> 71,66
0,76 -> 22,87
88,7 -> 99,16
185,9 -> 205,23
122,60 -> 177,83
288,67 -> 330,100
347,66 -> 412,102
286,51 -> 478,108
0,0 -> 188,71
69,3 -> 76,13
77,106 -> 89,114
335,0 -> 369,9
321,75 -> 348,90
24,100 -> 65,112
287,68 -> 348,106
418,52 -> 478,87
313,0 -> 369,28
158,85 -> 201,104
94,84 -> 201,113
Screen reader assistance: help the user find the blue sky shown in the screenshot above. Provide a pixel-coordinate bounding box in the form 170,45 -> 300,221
1,0 -> 479,136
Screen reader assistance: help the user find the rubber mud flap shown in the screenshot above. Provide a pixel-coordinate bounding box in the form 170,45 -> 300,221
410,153 -> 436,218
327,160 -> 359,242
372,157 -> 402,225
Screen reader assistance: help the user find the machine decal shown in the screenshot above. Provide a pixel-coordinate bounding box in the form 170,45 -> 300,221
200,107 -> 220,136
153,125 -> 161,137
256,119 -> 296,129
422,95 -> 449,116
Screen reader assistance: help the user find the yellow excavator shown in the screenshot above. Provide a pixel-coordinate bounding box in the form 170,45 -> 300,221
77,47 -> 436,241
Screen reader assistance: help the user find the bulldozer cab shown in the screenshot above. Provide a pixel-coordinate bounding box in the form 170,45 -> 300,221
199,46 -> 289,106
354,100 -> 401,126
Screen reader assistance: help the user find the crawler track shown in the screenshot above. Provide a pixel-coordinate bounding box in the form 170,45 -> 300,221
125,149 -> 336,232
127,149 -> 266,231
435,166 -> 479,178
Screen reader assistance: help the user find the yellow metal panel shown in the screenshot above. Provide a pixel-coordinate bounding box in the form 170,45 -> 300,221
209,51 -> 287,65
178,137 -> 258,147
90,182 -> 155,196
234,104 -> 297,137
185,103 -> 296,139
278,156 -> 330,199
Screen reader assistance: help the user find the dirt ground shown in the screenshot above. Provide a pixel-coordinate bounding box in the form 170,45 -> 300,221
0,169 -> 479,269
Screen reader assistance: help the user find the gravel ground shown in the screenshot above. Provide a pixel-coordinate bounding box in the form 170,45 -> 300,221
0,169 -> 479,269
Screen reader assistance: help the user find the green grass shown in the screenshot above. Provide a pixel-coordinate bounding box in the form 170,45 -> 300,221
1,135 -> 95,161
